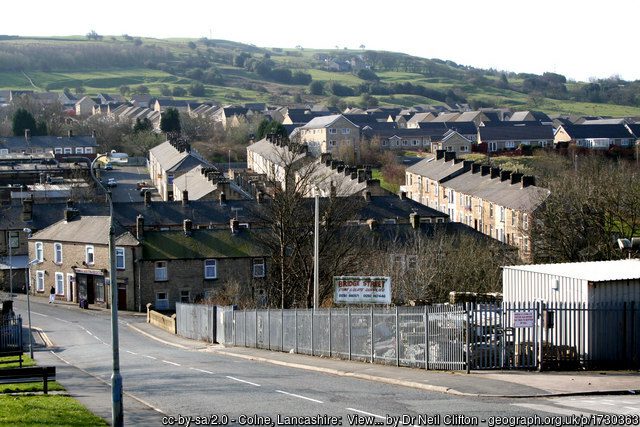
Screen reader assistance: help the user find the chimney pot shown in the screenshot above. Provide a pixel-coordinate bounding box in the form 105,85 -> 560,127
136,214 -> 144,240
445,151 -> 456,162
230,218 -> 239,234
25,129 -> 31,141
219,192 -> 226,205
68,129 -> 73,138
510,172 -> 523,185
363,190 -> 371,202
183,219 -> 193,236
500,170 -> 511,182
399,191 -> 407,200
409,212 -> 421,229
472,163 -> 481,174
521,176 -> 536,188
256,191 -> 264,203
144,189 -> 152,206
435,149 -> 445,160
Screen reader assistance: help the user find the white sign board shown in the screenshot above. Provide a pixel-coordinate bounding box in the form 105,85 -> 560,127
334,276 -> 391,304
513,311 -> 536,328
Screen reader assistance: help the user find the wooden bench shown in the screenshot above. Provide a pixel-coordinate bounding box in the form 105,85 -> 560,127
0,350 -> 23,368
0,366 -> 56,394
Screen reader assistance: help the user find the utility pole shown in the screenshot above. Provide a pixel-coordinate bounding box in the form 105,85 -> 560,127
313,187 -> 320,310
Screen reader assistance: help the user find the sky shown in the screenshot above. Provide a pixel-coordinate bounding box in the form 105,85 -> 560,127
3,1 -> 638,82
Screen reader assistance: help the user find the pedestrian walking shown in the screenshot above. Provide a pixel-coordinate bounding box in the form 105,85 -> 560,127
49,285 -> 55,303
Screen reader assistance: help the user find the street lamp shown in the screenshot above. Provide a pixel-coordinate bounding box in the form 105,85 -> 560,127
22,228 -> 37,360
90,154 -> 123,427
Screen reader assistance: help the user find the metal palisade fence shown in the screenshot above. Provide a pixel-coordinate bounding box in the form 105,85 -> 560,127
177,302 -> 639,371
0,315 -> 23,352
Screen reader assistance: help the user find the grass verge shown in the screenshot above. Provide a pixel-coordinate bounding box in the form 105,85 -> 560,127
0,395 -> 108,426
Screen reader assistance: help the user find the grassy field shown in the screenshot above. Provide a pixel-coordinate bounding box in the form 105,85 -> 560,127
372,168 -> 400,194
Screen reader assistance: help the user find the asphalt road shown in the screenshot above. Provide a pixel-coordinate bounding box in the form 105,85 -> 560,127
97,164 -> 160,203
12,297 -> 639,426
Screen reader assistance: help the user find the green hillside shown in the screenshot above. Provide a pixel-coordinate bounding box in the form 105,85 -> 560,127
1,35 -> 640,116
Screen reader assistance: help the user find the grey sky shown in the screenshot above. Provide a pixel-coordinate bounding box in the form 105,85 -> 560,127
4,0 -> 637,82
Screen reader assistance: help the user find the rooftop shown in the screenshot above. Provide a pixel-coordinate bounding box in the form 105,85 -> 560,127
503,259 -> 640,282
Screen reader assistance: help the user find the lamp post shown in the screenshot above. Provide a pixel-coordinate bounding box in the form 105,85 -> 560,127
22,228 -> 37,360
90,154 -> 123,427
313,187 -> 320,310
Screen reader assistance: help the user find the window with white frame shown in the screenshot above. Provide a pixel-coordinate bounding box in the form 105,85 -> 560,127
54,242 -> 63,264
54,147 -> 62,154
155,261 -> 168,281
460,145 -> 469,152
85,147 -> 94,154
75,147 -> 84,154
505,141 -> 515,149
253,258 -> 265,278
55,272 -> 64,295
511,210 -> 517,226
0,149 -> 8,155
36,270 -> 45,291
115,247 -> 125,269
8,231 -> 19,249
500,206 -> 505,223
328,128 -> 337,134
329,140 -> 336,147
180,290 -> 190,303
63,147 -> 72,154
204,259 -> 217,279
342,128 -> 350,134
35,241 -> 44,262
489,203 -> 494,218
522,213 -> 529,231
155,292 -> 169,310
85,245 -> 94,265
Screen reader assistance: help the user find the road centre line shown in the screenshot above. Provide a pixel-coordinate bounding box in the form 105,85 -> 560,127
275,390 -> 323,403
143,355 -> 157,360
162,360 -> 181,366
226,376 -> 261,387
33,312 -> 48,317
190,367 -> 214,374
126,350 -> 137,355
346,408 -> 385,420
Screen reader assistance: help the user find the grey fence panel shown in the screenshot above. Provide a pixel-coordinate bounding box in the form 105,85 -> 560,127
296,310 -> 312,355
330,309 -> 349,358
0,316 -> 22,351
398,307 -> 426,368
282,310 -> 296,352
313,309 -> 330,357
269,309 -> 283,352
176,303 -> 214,343
235,310 -> 246,346
349,308 -> 372,362
373,308 -> 397,365
256,310 -> 268,349
245,310 -> 257,348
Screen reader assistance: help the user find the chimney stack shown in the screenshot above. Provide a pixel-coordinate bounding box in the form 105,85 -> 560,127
64,208 -> 79,222
471,163 -> 481,174
521,176 -> 536,188
363,190 -> 371,202
25,129 -> 31,141
462,160 -> 475,170
357,169 -> 365,183
182,190 -> 189,207
22,195 -> 34,222
66,198 -> 74,209
481,165 -> 491,176
68,129 -> 73,138
321,153 -> 332,164
444,151 -> 456,162
399,191 -> 407,200
183,219 -> 193,236
144,189 -> 152,206
435,149 -> 445,160
490,167 -> 501,179
219,192 -> 226,205
510,172 -> 523,185
409,212 -> 420,229
500,170 -> 511,182
91,129 -> 97,138
136,215 -> 144,241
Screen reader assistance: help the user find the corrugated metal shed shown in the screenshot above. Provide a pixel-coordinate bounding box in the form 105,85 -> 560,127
503,259 -> 640,304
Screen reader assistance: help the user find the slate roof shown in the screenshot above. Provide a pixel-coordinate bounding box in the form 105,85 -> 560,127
30,215 -> 111,245
406,112 -> 435,124
560,124 -> 634,139
300,114 -> 359,129
246,138 -> 308,167
626,124 -> 640,138
142,229 -> 268,260
415,121 -> 477,136
149,141 -> 212,172
479,124 -> 554,141
284,111 -> 328,124
431,112 -> 460,122
172,166 -> 218,200
405,156 -> 466,181
443,170 -> 549,212
0,135 -> 98,150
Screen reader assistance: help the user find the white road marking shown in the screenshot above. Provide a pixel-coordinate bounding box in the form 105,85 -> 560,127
86,330 -> 93,336
275,390 -> 323,404
33,312 -> 48,317
126,350 -> 137,355
346,408 -> 385,419
512,403 -> 587,416
143,355 -> 157,360
51,350 -> 70,365
162,360 -> 180,366
54,317 -> 71,323
599,402 -> 616,406
93,335 -> 101,341
189,367 -> 213,374
226,376 -> 261,387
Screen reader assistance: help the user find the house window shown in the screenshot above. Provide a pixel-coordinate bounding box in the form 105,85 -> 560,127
63,147 -> 72,154
55,272 -> 64,295
489,142 -> 497,152
96,281 -> 105,302
489,204 -> 494,218
54,243 -> 63,264
36,271 -> 45,292
511,211 -> 517,226
0,149 -> 8,155
460,145 -> 469,152
204,259 -> 217,279
155,292 -> 169,310
412,140 -> 419,146
253,258 -> 265,278
8,231 -> 19,249
329,140 -> 336,147
505,141 -> 515,149
329,128 -> 337,134
500,207 -> 505,223
523,236 -> 530,253
75,147 -> 84,154
54,148 -> 62,154
85,245 -> 94,265
342,128 -> 350,134
115,247 -> 125,269
85,147 -> 94,154
180,290 -> 190,303
523,213 -> 529,231
381,140 -> 387,146
155,261 -> 168,281
35,242 -> 44,262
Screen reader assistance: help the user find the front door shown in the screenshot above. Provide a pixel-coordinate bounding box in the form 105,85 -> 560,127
87,275 -> 95,304
118,285 -> 127,311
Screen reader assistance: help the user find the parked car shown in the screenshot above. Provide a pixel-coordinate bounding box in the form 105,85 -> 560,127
106,178 -> 117,187
139,187 -> 156,196
136,181 -> 150,189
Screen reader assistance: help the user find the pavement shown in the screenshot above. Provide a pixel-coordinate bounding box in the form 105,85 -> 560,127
128,320 -> 640,399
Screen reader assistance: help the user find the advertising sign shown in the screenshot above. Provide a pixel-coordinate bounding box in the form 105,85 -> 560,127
334,276 -> 391,304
